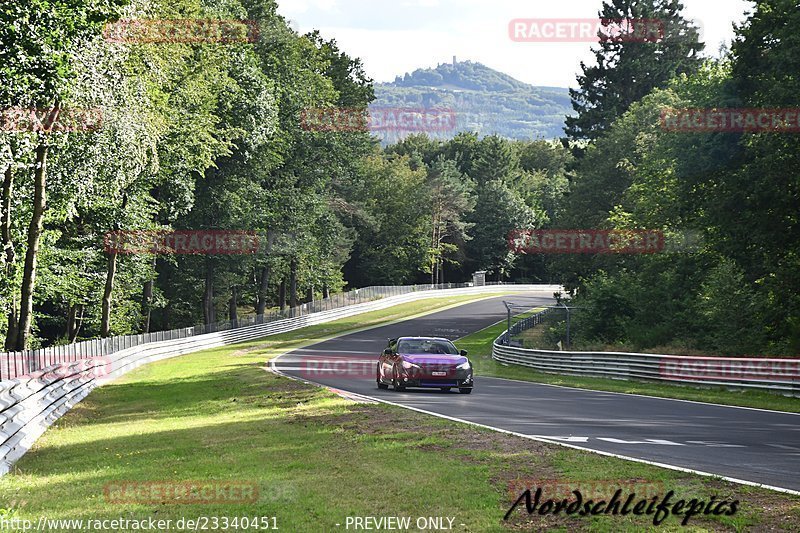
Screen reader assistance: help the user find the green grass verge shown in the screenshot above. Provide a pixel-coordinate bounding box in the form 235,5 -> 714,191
0,295 -> 797,532
456,311 -> 800,414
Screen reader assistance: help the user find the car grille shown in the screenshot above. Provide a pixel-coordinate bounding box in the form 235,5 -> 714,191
420,364 -> 456,376
420,380 -> 458,387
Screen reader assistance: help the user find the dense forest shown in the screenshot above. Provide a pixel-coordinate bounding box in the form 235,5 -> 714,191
556,0 -> 799,357
1,0 -> 798,359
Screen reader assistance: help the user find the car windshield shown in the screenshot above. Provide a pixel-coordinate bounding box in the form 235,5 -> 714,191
397,339 -> 459,355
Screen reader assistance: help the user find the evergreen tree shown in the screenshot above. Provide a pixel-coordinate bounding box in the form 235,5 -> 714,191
565,0 -> 703,141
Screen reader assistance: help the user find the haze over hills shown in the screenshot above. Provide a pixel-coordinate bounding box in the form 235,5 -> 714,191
370,59 -> 573,144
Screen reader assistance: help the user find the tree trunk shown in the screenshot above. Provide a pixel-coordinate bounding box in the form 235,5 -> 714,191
322,284 -> 330,299
430,211 -> 437,286
67,304 -> 84,343
203,258 -> 215,326
142,279 -> 153,333
289,258 -> 298,311
101,194 -> 128,338
305,286 -> 313,303
3,298 -> 17,351
1,160 -> 14,269
73,304 -> 84,342
278,279 -> 286,310
2,157 -> 19,350
256,264 -> 270,315
100,249 -> 117,337
66,305 -> 77,342
228,286 -> 238,326
65,305 -> 74,339
432,205 -> 442,286
15,138 -> 50,350
141,256 -> 156,333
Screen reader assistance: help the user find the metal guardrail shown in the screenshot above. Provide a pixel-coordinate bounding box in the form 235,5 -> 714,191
0,282 -> 511,381
493,320 -> 800,397
508,308 -> 552,337
0,283 -> 560,475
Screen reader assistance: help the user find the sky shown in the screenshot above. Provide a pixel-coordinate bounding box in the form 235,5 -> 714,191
276,0 -> 754,88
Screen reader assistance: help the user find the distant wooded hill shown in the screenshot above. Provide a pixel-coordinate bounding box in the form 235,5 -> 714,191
370,60 -> 573,144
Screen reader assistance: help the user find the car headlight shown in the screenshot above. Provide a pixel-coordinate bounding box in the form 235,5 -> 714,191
402,361 -> 420,370
456,361 -> 471,370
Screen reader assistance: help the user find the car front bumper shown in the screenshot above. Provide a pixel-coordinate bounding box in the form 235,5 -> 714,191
398,369 -> 474,389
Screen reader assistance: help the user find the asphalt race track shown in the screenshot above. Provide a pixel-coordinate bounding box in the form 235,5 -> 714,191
273,292 -> 800,494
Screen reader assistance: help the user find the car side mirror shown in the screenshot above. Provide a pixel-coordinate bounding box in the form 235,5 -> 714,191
460,350 -> 468,356
383,348 -> 393,355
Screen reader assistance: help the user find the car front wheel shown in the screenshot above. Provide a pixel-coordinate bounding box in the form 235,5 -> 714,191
459,387 -> 472,394
392,367 -> 406,392
377,364 -> 389,389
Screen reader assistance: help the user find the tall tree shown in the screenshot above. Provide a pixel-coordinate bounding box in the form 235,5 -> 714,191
0,0 -> 129,349
466,180 -> 537,280
725,0 -> 800,352
564,0 -> 703,141
426,157 -> 474,284
469,135 -> 519,185
344,155 -> 430,285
